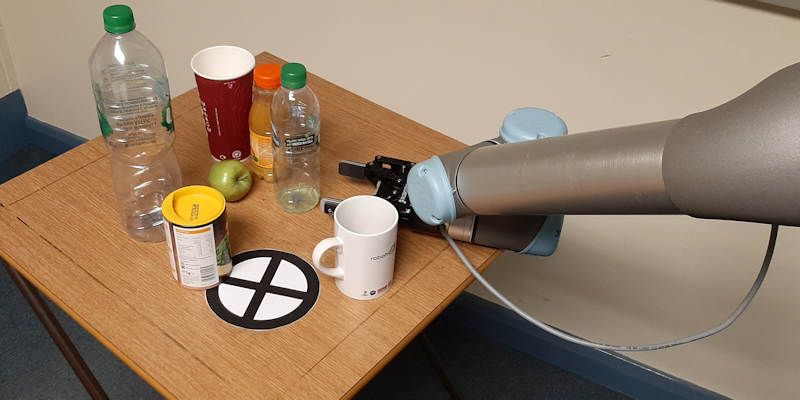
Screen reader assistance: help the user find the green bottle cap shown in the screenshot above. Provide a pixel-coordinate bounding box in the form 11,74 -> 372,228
103,5 -> 136,34
281,63 -> 307,89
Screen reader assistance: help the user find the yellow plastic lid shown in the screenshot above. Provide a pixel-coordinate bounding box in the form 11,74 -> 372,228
161,185 -> 226,227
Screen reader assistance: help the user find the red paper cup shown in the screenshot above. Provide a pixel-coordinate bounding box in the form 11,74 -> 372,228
191,46 -> 255,161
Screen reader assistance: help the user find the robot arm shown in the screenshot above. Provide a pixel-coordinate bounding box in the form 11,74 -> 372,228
398,62 -> 797,351
408,62 -> 800,231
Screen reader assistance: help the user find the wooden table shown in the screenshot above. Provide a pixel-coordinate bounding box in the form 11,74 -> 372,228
0,52 -> 499,399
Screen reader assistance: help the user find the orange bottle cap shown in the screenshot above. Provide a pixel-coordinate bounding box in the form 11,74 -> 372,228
253,64 -> 281,89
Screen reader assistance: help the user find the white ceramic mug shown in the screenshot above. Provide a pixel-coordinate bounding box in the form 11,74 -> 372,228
312,196 -> 399,300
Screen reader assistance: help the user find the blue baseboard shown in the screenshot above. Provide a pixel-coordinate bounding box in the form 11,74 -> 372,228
27,116 -> 87,154
0,90 -> 30,160
441,292 -> 728,400
0,89 -> 87,161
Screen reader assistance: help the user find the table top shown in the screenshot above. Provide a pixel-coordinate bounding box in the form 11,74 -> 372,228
0,52 -> 499,399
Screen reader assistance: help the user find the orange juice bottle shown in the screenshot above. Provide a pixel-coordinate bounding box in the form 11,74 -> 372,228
249,64 -> 281,181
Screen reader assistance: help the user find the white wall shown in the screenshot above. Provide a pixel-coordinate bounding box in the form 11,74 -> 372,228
2,0 -> 800,398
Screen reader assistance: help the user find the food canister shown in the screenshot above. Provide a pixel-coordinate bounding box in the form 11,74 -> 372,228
161,185 -> 233,289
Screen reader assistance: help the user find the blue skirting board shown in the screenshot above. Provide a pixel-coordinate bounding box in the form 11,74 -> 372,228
27,116 -> 87,154
0,88 -> 725,400
0,90 -> 30,160
0,90 -> 87,160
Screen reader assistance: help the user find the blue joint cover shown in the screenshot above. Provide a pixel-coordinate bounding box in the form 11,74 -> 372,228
501,107 -> 566,256
519,215 -> 564,256
500,107 -> 567,143
407,156 -> 457,225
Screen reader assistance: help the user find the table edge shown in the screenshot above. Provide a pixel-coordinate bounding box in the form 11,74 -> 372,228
2,211 -> 500,400
342,248 -> 501,399
0,138 -> 106,207
0,246 -> 178,400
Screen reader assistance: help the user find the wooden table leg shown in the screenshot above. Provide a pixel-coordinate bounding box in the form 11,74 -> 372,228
4,262 -> 109,400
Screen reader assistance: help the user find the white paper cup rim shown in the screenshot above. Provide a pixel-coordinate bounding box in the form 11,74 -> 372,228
191,45 -> 256,81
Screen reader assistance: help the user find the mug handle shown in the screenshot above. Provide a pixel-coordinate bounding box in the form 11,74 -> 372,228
312,237 -> 345,279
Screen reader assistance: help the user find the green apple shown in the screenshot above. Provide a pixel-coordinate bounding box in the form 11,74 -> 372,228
208,160 -> 253,202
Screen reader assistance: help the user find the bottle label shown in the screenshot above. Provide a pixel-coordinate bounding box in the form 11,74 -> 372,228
284,134 -> 319,154
96,64 -> 172,141
161,98 -> 174,133
250,130 -> 274,168
97,106 -> 113,138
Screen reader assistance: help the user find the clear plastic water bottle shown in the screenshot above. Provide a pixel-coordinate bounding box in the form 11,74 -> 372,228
89,5 -> 182,242
271,63 -> 321,213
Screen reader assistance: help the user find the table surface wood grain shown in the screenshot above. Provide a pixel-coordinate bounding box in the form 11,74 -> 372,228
0,52 -> 500,399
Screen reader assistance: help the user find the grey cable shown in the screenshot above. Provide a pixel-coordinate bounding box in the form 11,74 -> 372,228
441,224 -> 779,351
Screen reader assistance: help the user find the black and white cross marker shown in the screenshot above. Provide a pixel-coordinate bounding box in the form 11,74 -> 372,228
206,249 -> 319,330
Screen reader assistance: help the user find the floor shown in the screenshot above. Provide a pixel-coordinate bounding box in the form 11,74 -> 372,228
0,145 -> 629,399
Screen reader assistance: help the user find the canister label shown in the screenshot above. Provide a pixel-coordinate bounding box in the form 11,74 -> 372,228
173,225 -> 221,288
161,185 -> 232,290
